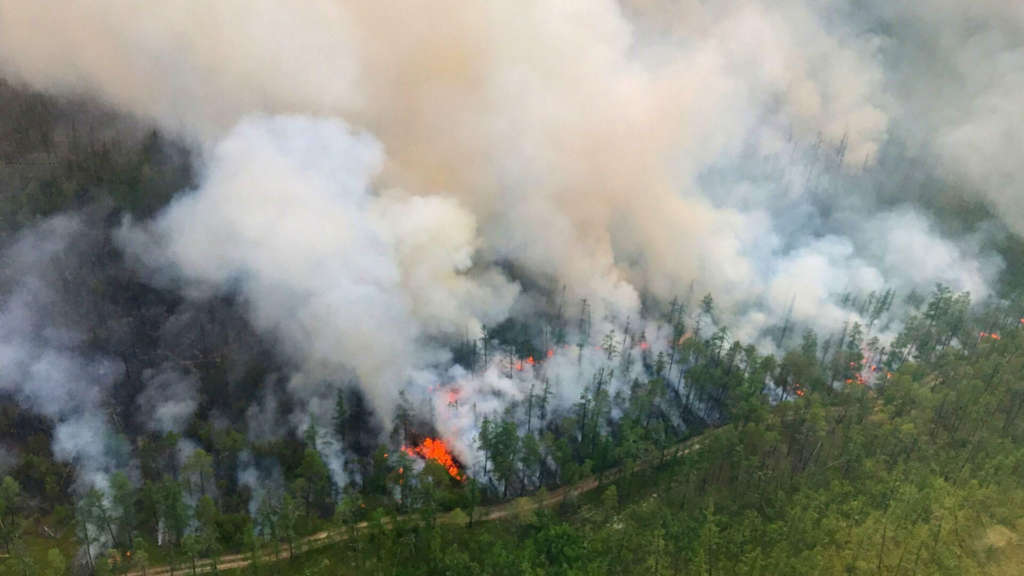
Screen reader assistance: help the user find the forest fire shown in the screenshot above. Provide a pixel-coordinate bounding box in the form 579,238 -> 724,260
402,438 -> 464,480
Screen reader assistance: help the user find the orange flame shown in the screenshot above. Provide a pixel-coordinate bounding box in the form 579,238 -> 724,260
547,349 -> 554,358
640,341 -> 650,350
402,438 -> 463,480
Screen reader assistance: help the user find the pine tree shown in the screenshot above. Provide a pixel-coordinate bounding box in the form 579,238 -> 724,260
602,329 -> 619,360
195,495 -> 221,571
110,471 -> 137,551
333,390 -> 348,443
0,477 -> 25,555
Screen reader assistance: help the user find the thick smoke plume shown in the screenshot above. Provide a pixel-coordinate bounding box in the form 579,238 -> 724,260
0,1 -> 1021,475
121,116 -> 518,425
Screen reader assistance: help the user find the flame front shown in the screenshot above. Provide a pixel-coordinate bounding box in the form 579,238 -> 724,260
402,438 -> 463,480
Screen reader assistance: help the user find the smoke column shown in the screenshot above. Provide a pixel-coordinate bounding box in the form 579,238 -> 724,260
0,216 -> 124,490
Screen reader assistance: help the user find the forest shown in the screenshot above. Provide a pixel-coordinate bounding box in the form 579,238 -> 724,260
2,1 -> 1024,575
0,80 -> 1021,574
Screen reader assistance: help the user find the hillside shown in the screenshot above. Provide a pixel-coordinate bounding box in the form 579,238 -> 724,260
2,3 -> 1024,575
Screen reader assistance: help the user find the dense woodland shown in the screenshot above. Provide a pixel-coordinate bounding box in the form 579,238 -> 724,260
3,82 -> 1024,576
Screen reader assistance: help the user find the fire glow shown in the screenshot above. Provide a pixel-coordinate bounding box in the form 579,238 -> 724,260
402,438 -> 464,480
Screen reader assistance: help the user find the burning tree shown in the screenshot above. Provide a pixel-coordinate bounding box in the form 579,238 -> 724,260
402,438 -> 464,481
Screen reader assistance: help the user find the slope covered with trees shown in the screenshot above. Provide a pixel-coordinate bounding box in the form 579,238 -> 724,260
1,76 -> 1024,576
4,273 -> 1024,574
227,301 -> 1024,575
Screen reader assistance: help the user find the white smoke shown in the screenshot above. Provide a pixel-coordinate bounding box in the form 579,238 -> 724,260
0,0 -> 1020,483
237,449 -> 284,516
429,318 -> 677,468
0,0 -> 894,318
0,216 -> 122,490
864,0 -> 1024,235
121,116 -> 518,428
136,364 -> 200,434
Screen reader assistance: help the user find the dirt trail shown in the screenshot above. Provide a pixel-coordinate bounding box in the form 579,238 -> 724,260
127,436 -> 707,576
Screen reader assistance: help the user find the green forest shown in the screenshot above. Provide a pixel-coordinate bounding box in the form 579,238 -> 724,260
5,246 -> 1024,574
